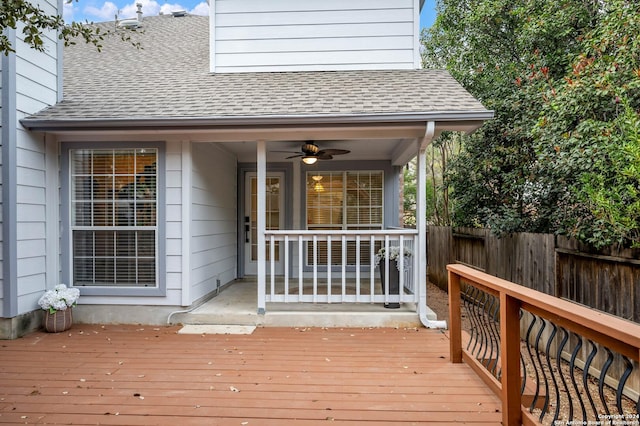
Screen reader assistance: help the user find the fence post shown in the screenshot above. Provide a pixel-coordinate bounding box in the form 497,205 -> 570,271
448,269 -> 462,363
500,292 -> 522,426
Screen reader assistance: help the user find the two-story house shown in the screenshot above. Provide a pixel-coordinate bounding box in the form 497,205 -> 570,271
1,0 -> 492,338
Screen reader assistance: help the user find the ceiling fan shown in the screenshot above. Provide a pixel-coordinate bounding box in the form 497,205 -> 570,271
273,141 -> 350,165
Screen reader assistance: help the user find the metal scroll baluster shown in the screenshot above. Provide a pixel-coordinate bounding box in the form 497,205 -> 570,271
555,327 -> 572,423
520,309 -> 526,394
464,286 -> 480,352
525,314 -> 542,412
616,356 -> 633,415
543,322 -> 559,423
487,298 -> 501,376
583,340 -> 599,418
476,291 -> 490,363
534,318 -> 550,421
479,295 -> 496,370
469,288 -> 485,357
569,337 -> 587,421
597,348 -> 614,417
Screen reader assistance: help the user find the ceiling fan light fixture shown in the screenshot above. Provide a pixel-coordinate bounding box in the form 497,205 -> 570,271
302,156 -> 318,165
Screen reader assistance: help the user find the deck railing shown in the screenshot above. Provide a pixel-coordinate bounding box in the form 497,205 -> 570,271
265,229 -> 418,305
447,263 -> 640,426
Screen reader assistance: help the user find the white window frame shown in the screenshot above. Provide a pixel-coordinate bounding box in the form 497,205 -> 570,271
61,142 -> 166,296
306,170 -> 384,231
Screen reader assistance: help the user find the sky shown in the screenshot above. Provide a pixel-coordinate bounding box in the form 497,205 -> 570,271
64,0 -> 437,29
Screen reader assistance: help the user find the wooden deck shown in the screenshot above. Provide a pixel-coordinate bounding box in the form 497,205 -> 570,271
0,325 -> 501,425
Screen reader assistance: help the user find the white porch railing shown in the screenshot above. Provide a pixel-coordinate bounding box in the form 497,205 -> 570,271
264,229 -> 419,305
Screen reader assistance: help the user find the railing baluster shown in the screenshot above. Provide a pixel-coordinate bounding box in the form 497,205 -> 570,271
555,327 -> 571,423
284,235 -> 289,302
488,298 -> 501,376
298,235 -> 303,300
312,235 -> 318,303
341,234 -> 346,302
327,235 -> 331,303
617,356 -> 634,414
583,340 -> 599,417
370,235 -> 375,300
383,235 -> 389,304
525,315 -> 542,412
534,319 -> 550,421
543,323 -> 559,420
398,235 -> 404,303
355,235 -> 361,301
464,286 -> 479,352
569,337 -> 587,421
598,348 -> 614,417
270,234 -> 275,299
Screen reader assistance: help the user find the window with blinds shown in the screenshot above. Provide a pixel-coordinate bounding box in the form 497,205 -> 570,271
306,171 -> 384,266
70,149 -> 158,287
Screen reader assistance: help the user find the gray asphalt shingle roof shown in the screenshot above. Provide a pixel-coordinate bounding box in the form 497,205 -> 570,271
23,15 -> 491,128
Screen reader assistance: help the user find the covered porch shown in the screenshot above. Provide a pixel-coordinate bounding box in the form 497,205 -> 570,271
218,120 -> 468,326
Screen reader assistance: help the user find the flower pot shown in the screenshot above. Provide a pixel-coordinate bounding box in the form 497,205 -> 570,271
379,260 -> 401,309
44,308 -> 73,333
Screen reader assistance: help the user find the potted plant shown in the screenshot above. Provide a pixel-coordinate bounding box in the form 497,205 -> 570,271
38,284 -> 80,333
375,246 -> 412,309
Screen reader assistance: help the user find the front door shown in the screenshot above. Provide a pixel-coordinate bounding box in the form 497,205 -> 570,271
244,172 -> 285,275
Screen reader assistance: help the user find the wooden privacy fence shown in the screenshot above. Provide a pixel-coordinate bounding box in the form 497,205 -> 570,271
428,226 -> 640,322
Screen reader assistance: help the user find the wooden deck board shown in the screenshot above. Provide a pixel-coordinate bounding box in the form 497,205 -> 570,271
0,325 -> 501,424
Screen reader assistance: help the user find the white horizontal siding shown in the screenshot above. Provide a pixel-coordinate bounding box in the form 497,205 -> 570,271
15,127 -> 48,309
165,143 -> 183,293
217,36 -> 414,54
2,0 -> 60,317
216,0 -> 412,13
190,143 -> 237,302
212,0 -> 420,72
216,49 -> 414,68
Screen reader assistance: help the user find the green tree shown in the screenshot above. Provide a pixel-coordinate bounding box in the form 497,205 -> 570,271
534,0 -> 640,247
1,0 -> 139,55
423,0 -> 640,248
423,0 -> 598,235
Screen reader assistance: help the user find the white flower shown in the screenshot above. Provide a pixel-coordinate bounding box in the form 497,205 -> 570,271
38,285 -> 80,314
375,246 -> 413,270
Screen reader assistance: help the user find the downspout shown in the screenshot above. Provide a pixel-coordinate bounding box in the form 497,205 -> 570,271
417,122 -> 447,329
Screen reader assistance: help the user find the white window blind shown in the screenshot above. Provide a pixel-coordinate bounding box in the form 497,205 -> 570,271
306,171 -> 384,265
70,149 -> 158,287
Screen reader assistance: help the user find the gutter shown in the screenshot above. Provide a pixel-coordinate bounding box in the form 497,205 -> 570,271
20,110 -> 495,132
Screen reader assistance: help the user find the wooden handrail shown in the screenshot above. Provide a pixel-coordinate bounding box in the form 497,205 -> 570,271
447,263 -> 640,426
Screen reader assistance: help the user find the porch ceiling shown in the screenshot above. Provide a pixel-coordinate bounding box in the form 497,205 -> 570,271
221,137 -> 406,163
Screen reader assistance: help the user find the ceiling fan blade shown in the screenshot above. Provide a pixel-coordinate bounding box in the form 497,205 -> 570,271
285,154 -> 304,159
317,154 -> 334,160
317,149 -> 350,156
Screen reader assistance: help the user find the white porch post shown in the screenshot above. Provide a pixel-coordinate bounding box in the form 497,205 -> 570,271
257,140 -> 267,314
417,122 -> 445,328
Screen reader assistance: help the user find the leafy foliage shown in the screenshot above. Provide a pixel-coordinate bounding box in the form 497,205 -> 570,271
423,0 -> 640,248
1,0 -> 140,55
534,0 -> 640,247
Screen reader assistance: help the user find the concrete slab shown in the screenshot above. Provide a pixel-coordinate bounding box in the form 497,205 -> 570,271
170,279 -> 438,328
